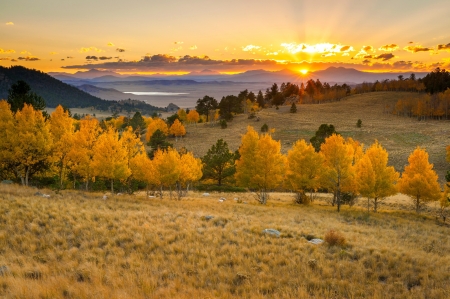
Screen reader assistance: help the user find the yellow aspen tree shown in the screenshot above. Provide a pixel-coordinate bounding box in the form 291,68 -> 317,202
12,104 -> 53,186
92,127 -> 131,193
0,100 -> 16,179
357,141 -> 399,212
286,139 -> 325,204
177,109 -> 187,122
355,154 -> 376,213
49,105 -> 74,188
446,145 -> 450,163
186,109 -> 200,125
177,152 -> 203,199
145,118 -> 168,142
120,126 -> 145,190
68,115 -> 102,190
152,148 -> 181,199
235,126 -> 285,204
320,134 -> 355,212
169,119 -> 186,141
398,147 -> 441,213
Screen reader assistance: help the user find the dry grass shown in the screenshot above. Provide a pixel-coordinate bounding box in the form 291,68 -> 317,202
0,184 -> 449,298
174,92 -> 450,182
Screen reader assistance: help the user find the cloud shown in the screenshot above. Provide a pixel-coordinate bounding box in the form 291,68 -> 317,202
107,42 -> 115,47
116,48 -> 125,52
61,59 -> 65,61
362,59 -> 371,64
49,52 -> 58,55
67,56 -> 74,59
86,56 -> 98,60
99,56 -> 112,60
18,56 -> 40,61
379,44 -> 399,51
242,45 -> 261,52
189,45 -> 197,50
340,45 -> 351,52
11,59 -> 17,62
362,46 -> 374,52
5,22 -> 14,26
0,48 -> 15,54
354,46 -> 375,59
20,50 -> 32,55
78,46 -> 104,53
374,53 -> 395,61
174,41 -> 183,45
437,43 -> 450,51
281,42 -> 353,55
403,45 -> 433,53
0,58 -> 10,61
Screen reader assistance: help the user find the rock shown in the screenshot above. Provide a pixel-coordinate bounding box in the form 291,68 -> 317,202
117,193 -> 123,196
42,194 -> 50,198
263,229 -> 280,237
233,197 -> 239,201
0,265 -> 10,276
219,197 -> 226,201
203,215 -> 214,220
148,196 -> 155,198
34,192 -> 43,196
308,238 -> 324,245
1,180 -> 13,184
102,195 -> 108,200
218,199 -> 224,202
202,193 -> 210,196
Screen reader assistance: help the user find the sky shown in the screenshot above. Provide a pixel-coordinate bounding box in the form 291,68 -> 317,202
1,0 -> 450,75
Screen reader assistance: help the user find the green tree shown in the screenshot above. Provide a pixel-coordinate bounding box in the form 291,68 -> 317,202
310,124 -> 339,152
195,95 -> 218,122
148,129 -> 173,158
290,103 -> 297,113
129,111 -> 146,134
201,139 -> 236,186
218,95 -> 242,120
7,80 -> 45,112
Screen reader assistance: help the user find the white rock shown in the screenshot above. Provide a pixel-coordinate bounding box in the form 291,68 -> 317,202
308,238 -> 324,245
202,193 -> 210,196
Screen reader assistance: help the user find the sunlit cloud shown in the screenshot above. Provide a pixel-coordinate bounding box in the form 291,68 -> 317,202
78,46 -> 104,53
18,56 -> 40,61
189,45 -> 197,50
354,45 -> 374,58
49,52 -> 58,55
281,43 -> 354,55
374,53 -> 395,61
116,48 -> 125,52
242,45 -> 261,52
20,50 -> 32,55
437,43 -> 450,51
174,41 -> 183,45
403,45 -> 433,53
0,57 -> 11,61
379,44 -> 398,51
266,52 -> 279,56
67,56 -> 74,59
5,22 -> 14,26
0,49 -> 16,54
107,42 -> 115,46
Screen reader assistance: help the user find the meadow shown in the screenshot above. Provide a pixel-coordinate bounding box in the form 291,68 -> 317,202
174,91 -> 450,182
0,184 -> 449,298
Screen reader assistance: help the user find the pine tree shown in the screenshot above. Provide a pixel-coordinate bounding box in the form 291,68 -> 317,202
398,147 -> 441,213
201,139 -> 236,186
290,102 -> 297,113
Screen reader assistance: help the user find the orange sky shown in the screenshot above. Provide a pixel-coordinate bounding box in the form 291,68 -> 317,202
1,0 -> 450,74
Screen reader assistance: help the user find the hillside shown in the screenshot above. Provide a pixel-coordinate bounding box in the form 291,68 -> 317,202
0,184 -> 448,298
173,91 -> 450,182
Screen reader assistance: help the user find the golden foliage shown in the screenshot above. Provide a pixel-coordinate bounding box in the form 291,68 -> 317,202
145,118 -> 168,142
186,109 -> 200,124
169,119 -> 186,139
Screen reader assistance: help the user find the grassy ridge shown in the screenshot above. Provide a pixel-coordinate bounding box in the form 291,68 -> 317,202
0,184 -> 449,298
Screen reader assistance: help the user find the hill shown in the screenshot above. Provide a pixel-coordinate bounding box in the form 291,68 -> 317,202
0,66 -> 165,114
173,91 -> 450,182
0,184 -> 448,298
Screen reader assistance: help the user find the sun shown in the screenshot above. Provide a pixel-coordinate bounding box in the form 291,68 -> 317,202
300,69 -> 308,75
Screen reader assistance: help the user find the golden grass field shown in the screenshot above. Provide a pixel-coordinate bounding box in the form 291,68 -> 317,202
0,184 -> 449,298
174,92 -> 450,183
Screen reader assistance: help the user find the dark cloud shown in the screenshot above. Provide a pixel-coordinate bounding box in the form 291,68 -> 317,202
18,56 -> 40,61
392,61 -> 414,69
340,45 -> 351,52
11,59 -> 17,62
403,45 -> 433,53
86,56 -> 98,60
67,56 -> 74,59
364,55 -> 374,59
437,43 -> 450,51
379,44 -> 398,51
99,56 -> 112,60
0,57 -> 10,61
61,59 -> 65,61
362,46 -> 373,52
116,48 -> 125,52
374,53 -> 395,61
362,59 -> 371,64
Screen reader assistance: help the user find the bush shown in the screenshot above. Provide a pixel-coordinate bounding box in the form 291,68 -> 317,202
220,119 -> 227,129
261,123 -> 269,132
290,103 -> 297,113
356,119 -> 362,128
324,229 -> 346,247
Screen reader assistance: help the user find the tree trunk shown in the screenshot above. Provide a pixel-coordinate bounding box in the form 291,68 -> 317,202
25,168 -> 29,186
111,179 -> 114,194
159,185 -> 163,199
416,195 -> 421,213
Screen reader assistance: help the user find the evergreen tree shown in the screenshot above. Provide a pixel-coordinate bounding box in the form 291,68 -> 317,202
201,139 -> 236,186
310,124 -> 339,152
7,80 -> 46,112
290,103 -> 297,113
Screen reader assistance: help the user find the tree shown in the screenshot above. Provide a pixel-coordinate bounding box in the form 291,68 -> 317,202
397,147 -> 441,213
177,152 -> 202,199
129,111 -> 146,135
290,103 -> 297,113
7,80 -> 46,112
68,115 -> 102,190
145,118 -> 168,142
177,108 -> 187,122
201,139 -> 236,186
169,119 -> 186,141
256,90 -> 265,108
0,101 -> 17,180
218,95 -> 242,120
152,148 -> 181,199
10,104 -> 53,186
235,126 -> 286,204
310,124 -> 339,152
147,129 -> 173,159
355,142 -> 399,212
186,109 -> 200,124
286,140 -> 325,203
92,127 -> 131,193
320,134 -> 355,212
356,119 -> 362,128
121,126 -> 146,191
49,105 -> 74,188
195,95 -> 218,122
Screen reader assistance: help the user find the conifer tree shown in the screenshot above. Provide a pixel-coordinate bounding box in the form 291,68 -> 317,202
201,139 -> 236,186
398,147 -> 441,213
145,118 -> 168,142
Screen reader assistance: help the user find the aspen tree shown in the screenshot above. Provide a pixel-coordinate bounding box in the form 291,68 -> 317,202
169,119 -> 186,141
145,118 -> 168,142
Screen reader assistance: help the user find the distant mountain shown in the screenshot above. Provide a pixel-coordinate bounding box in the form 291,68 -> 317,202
49,67 -> 428,85
0,66 -> 164,113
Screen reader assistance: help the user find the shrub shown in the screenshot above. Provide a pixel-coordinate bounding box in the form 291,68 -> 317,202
219,119 -> 227,129
290,103 -> 297,113
356,119 -> 362,128
324,229 -> 346,247
261,123 -> 269,132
